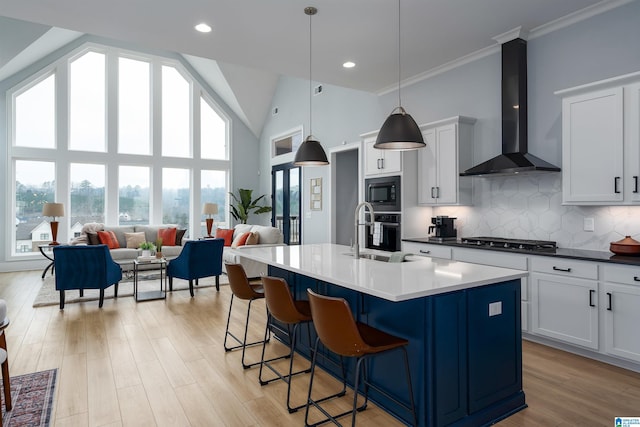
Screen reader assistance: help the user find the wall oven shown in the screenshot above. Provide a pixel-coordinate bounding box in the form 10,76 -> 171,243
364,175 -> 401,212
365,213 -> 401,252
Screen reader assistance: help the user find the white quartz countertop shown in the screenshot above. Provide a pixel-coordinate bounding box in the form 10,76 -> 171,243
236,243 -> 528,301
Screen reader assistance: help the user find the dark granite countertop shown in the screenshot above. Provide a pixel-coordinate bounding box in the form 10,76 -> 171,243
403,237 -> 640,267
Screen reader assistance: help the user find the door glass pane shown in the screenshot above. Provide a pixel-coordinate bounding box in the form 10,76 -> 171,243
70,163 -> 105,237
15,160 -> 55,254
14,74 -> 55,148
289,168 -> 300,244
201,97 -> 227,160
162,66 -> 190,158
274,170 -> 284,233
119,166 -> 150,224
69,51 -> 106,152
162,168 -> 190,228
201,170 -> 228,235
119,57 -> 151,154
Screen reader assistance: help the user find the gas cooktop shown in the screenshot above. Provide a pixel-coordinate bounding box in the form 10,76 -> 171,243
460,237 -> 557,252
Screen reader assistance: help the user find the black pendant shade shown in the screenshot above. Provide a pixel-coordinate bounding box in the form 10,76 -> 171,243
374,107 -> 425,150
293,6 -> 329,167
294,135 -> 329,166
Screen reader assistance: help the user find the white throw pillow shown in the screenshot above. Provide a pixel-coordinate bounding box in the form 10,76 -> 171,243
124,231 -> 147,249
251,225 -> 283,244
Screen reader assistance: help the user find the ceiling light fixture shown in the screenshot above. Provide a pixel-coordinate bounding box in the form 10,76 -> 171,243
374,0 -> 425,150
195,23 -> 212,33
294,6 -> 329,166
343,61 -> 356,69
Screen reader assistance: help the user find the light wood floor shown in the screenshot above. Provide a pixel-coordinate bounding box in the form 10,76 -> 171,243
1,270 -> 639,426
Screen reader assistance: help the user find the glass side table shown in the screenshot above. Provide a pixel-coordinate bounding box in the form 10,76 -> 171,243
133,258 -> 167,302
38,245 -> 56,279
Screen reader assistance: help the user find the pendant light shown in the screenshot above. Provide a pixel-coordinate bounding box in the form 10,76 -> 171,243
294,6 -> 329,166
374,0 -> 425,150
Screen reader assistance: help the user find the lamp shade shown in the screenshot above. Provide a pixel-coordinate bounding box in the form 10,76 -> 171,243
203,203 -> 219,216
42,202 -> 64,218
294,136 -> 329,166
374,108 -> 425,150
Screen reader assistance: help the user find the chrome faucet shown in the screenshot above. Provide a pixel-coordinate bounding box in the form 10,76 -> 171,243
354,202 -> 375,259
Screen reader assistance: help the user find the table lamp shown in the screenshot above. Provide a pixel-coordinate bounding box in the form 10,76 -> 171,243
203,203 -> 218,237
42,202 -> 64,245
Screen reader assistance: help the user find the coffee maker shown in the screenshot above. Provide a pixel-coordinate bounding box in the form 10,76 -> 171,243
428,216 -> 457,241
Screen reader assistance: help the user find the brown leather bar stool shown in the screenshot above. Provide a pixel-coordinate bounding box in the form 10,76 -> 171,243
223,263 -> 270,368
305,289 -> 417,427
258,276 -> 316,413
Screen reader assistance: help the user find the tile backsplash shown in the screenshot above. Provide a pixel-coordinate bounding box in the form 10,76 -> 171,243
433,174 -> 640,252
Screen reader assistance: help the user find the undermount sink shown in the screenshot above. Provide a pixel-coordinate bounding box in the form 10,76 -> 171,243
342,252 -> 411,262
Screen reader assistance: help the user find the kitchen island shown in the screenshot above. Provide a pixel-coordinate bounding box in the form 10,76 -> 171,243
238,243 -> 529,426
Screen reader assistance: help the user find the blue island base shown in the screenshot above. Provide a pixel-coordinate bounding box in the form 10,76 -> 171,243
268,266 -> 526,426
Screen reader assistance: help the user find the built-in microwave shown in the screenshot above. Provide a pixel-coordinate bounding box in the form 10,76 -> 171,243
365,175 -> 401,211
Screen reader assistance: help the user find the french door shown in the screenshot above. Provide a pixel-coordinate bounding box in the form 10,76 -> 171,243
272,163 -> 301,245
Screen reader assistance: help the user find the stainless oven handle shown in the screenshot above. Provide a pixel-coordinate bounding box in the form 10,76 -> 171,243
373,222 -> 400,226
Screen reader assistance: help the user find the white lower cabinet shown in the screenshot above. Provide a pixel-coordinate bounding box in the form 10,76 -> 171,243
402,241 -> 452,259
530,272 -> 599,350
601,264 -> 640,363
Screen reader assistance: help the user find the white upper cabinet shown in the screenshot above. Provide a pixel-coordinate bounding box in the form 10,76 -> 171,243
556,71 -> 640,205
417,116 -> 475,206
362,137 -> 402,176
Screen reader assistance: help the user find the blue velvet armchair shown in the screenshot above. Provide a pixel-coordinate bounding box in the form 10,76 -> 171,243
167,238 -> 224,297
53,245 -> 122,309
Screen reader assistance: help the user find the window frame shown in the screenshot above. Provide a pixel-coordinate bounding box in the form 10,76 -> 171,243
6,41 -> 233,260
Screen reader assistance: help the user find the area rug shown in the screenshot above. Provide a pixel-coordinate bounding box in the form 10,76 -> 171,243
1,369 -> 57,426
33,273 -> 229,308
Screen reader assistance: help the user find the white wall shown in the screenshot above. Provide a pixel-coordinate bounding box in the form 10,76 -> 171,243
259,0 -> 640,251
259,76 -> 383,242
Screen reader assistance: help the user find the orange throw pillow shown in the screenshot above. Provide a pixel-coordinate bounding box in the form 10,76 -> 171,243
215,228 -> 235,246
158,227 -> 177,247
97,230 -> 120,249
231,232 -> 251,248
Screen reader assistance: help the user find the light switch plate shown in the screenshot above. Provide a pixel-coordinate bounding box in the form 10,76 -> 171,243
584,217 -> 595,232
489,301 -> 502,317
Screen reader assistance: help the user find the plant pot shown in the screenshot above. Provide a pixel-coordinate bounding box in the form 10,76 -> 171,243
156,252 -> 163,259
141,250 -> 151,258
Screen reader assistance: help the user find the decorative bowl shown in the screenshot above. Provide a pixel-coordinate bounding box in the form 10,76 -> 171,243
610,236 -> 640,255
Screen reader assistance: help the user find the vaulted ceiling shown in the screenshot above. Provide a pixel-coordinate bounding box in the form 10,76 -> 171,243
0,0 -> 629,138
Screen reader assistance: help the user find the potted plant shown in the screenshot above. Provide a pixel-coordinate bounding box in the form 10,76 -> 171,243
155,238 -> 163,258
139,241 -> 156,258
229,188 -> 272,224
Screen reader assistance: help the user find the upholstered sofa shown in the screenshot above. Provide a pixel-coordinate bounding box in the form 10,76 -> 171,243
71,223 -> 186,271
221,224 -> 285,278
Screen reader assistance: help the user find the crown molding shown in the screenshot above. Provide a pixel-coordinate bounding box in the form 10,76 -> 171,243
376,0 -> 634,96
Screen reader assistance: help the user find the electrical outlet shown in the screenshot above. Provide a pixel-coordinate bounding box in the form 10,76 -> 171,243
489,301 -> 502,317
584,217 -> 595,232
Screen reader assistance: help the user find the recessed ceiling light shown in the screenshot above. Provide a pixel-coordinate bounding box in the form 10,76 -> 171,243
343,61 -> 356,69
195,23 -> 212,33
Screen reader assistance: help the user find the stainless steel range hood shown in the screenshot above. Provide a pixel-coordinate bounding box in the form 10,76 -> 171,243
461,38 -> 560,177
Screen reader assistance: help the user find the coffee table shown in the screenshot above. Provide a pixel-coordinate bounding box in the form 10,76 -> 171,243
133,258 -> 167,302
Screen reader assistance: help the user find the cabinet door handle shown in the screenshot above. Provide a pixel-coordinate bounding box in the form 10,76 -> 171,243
589,289 -> 595,307
552,266 -> 572,272
634,176 -> 639,193
607,292 -> 612,311
419,249 -> 431,254
435,187 -> 440,198
614,176 -> 621,194
431,187 -> 437,198
381,158 -> 385,169
634,276 -> 640,282
377,158 -> 382,169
